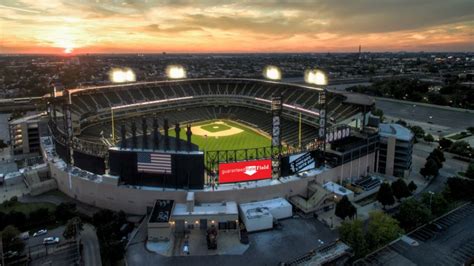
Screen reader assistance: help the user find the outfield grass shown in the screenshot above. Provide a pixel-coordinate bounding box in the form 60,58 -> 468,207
169,120 -> 271,151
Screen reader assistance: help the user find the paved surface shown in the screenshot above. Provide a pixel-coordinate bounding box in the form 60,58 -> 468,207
355,202 -> 474,266
82,224 -> 102,266
127,216 -> 337,266
375,98 -> 474,135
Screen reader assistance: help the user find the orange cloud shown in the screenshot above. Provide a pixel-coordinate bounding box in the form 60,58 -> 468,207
0,0 -> 473,53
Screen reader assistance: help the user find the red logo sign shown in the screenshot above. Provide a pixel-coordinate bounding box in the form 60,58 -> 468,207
218,160 -> 272,183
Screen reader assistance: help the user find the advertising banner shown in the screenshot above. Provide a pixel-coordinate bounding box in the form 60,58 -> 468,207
219,160 -> 272,183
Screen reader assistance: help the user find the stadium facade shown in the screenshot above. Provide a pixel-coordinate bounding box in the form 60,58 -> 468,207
43,78 -> 377,215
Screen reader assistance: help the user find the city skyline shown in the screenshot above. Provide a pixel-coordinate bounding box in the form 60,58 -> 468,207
0,0 -> 473,54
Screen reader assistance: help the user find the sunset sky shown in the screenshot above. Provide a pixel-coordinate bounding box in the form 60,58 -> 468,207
0,0 -> 473,54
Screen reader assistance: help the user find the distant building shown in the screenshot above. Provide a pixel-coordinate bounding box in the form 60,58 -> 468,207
9,113 -> 45,156
377,123 -> 414,177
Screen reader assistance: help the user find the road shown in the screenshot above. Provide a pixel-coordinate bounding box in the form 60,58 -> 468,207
375,98 -> 474,135
81,224 -> 102,266
126,216 -> 338,266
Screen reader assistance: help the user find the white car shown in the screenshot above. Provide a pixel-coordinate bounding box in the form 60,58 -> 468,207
33,229 -> 48,237
43,237 -> 60,245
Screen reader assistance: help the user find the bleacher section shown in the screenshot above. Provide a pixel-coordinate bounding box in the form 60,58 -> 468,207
81,106 -> 318,146
62,79 -> 372,153
70,79 -> 364,126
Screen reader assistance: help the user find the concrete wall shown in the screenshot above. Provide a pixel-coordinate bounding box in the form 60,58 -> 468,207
50,152 -> 376,215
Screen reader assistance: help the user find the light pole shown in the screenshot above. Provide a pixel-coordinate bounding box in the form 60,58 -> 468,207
304,69 -> 328,164
429,191 -> 434,210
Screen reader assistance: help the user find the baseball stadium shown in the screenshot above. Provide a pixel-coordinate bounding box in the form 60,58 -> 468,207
43,76 -> 379,236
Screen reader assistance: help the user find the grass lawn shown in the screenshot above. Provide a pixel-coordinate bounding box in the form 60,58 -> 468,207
169,120 -> 271,151
0,201 -> 56,215
448,132 -> 471,140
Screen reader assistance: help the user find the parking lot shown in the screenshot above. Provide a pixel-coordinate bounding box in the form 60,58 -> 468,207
355,202 -> 474,265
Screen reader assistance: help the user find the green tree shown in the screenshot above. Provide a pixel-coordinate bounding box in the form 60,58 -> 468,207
376,183 -> 395,209
438,138 -> 453,150
63,217 -> 84,240
410,126 -> 425,139
450,141 -> 472,157
421,192 -> 449,217
420,159 -> 440,178
408,181 -> 418,192
396,198 -> 431,230
1,225 -> 25,254
423,134 -> 434,142
366,212 -> 404,249
391,179 -> 411,201
372,108 -> 384,121
335,196 -> 357,220
467,127 -> 474,134
55,202 -> 77,223
29,208 -> 51,227
0,139 -> 7,150
466,163 -> 474,179
339,219 -> 368,259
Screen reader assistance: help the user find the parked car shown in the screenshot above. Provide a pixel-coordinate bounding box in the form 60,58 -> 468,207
43,237 -> 60,245
33,229 -> 48,237
4,250 -> 19,259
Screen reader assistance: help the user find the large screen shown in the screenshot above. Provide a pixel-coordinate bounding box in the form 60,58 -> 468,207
218,159 -> 272,183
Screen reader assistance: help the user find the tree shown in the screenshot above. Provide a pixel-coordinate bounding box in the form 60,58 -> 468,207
63,217 -> 84,240
372,108 -> 384,120
4,211 -> 26,230
420,159 -> 440,178
376,183 -> 395,209
430,148 -> 445,163
410,126 -> 425,139
29,208 -> 51,227
421,192 -> 449,217
467,127 -> 474,134
438,138 -> 453,150
396,198 -> 431,230
339,219 -> 368,259
445,177 -> 474,201
335,196 -> 357,220
466,163 -> 474,179
450,141 -> 472,157
1,225 -> 25,254
0,139 -> 7,150
423,134 -> 434,142
55,202 -> 77,223
408,181 -> 418,192
366,212 -> 404,249
391,179 -> 411,201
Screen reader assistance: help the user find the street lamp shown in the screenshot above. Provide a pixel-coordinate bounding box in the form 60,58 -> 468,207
428,191 -> 434,210
305,69 -> 328,164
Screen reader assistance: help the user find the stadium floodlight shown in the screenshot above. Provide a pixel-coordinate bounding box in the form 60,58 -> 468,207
263,65 -> 281,80
166,65 -> 186,79
304,69 -> 327,86
110,68 -> 136,83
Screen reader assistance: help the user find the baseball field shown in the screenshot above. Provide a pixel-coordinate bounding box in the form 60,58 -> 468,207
168,120 -> 271,151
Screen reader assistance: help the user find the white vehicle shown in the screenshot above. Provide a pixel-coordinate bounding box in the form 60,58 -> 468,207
33,229 -> 48,237
43,237 -> 60,245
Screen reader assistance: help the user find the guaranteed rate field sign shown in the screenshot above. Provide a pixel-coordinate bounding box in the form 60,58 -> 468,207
219,160 -> 272,183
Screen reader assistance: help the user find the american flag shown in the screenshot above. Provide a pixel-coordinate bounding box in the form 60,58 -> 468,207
137,152 -> 172,174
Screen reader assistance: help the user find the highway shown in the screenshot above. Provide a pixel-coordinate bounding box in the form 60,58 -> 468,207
375,98 -> 474,133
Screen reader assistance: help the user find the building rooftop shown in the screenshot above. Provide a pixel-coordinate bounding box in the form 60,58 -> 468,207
172,201 -> 238,216
379,123 -> 414,142
323,181 -> 354,197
